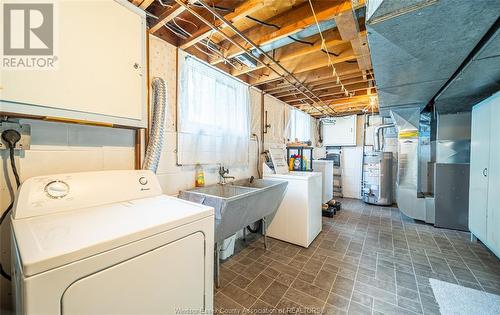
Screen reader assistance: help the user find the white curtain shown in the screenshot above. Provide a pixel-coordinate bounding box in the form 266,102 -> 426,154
178,55 -> 250,165
290,109 -> 312,141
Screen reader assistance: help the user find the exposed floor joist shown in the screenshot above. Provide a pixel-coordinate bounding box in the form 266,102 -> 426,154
131,0 -> 378,116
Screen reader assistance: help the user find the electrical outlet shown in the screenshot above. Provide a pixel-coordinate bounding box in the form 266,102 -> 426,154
0,122 -> 31,150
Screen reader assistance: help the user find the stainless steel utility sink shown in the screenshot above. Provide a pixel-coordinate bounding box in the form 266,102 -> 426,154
178,178 -> 287,243
179,177 -> 288,288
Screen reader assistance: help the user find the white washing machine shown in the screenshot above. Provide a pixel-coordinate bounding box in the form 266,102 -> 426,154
11,170 -> 214,315
264,170 -> 322,248
312,160 -> 334,204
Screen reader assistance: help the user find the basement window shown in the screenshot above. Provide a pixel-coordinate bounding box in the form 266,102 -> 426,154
178,54 -> 250,166
290,109 -> 311,142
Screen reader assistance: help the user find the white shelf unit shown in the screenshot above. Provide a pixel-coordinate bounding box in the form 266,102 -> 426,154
469,91 -> 500,258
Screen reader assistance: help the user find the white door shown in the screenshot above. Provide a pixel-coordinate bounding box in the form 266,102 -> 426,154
486,93 -> 500,254
61,232 -> 206,315
469,102 -> 490,240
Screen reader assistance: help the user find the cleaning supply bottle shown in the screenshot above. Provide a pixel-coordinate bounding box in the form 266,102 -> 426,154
289,155 -> 295,171
195,163 -> 205,187
293,154 -> 302,171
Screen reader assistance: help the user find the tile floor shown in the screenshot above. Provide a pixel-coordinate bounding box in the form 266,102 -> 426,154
215,198 -> 500,314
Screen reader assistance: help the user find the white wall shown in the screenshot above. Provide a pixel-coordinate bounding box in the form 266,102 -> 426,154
341,115 -> 365,199
0,120 -> 135,311
149,35 -> 298,195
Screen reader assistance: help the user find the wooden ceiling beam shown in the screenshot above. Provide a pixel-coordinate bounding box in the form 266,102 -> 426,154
288,89 -> 376,105
139,0 -> 155,9
332,0 -> 372,71
211,0 -> 353,65
351,33 -> 372,70
149,4 -> 186,34
248,45 -> 356,85
231,30 -> 348,77
279,82 -> 371,103
262,70 -> 368,95
178,0 -> 265,50
273,76 -> 370,98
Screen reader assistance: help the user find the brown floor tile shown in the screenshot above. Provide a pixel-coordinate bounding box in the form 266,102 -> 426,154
220,283 -> 257,309
260,280 -> 288,307
291,278 -> 330,301
246,273 -> 274,298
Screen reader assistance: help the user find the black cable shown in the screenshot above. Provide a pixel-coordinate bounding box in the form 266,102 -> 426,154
246,221 -> 262,233
1,129 -> 22,281
245,15 -> 315,46
9,147 -> 20,188
191,2 -> 234,12
246,15 -> 280,29
288,36 -> 314,46
321,49 -> 339,57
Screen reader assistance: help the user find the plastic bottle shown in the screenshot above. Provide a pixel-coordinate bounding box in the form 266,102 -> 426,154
289,155 -> 295,171
195,163 -> 205,187
293,155 -> 302,171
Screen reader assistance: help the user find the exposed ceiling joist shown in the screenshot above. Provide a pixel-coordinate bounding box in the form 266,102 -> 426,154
179,0 -> 265,50
274,76 -> 370,98
248,46 -> 356,85
149,4 -> 186,34
210,0 -> 354,65
231,30 -> 351,77
280,82 -> 371,103
139,0 -> 155,9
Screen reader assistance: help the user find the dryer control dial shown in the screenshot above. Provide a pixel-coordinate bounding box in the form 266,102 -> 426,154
45,181 -> 70,199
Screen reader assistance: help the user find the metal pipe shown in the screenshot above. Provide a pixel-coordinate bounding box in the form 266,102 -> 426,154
174,0 -> 335,117
373,124 -> 395,152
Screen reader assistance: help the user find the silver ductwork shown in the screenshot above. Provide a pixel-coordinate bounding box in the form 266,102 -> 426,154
367,0 -> 499,112
143,77 -> 168,173
390,107 -> 426,221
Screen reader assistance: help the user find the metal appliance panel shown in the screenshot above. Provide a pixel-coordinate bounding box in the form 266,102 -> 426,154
434,163 -> 470,231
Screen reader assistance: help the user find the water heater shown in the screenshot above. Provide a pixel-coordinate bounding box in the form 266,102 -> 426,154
362,152 -> 393,206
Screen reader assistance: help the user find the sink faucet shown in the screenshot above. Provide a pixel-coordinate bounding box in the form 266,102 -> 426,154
218,165 -> 235,184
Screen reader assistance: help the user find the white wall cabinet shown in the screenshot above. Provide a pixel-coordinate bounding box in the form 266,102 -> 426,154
469,91 -> 500,258
322,115 -> 357,146
0,1 -> 147,128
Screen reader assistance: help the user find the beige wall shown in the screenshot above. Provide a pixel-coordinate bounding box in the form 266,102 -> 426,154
149,35 -> 301,195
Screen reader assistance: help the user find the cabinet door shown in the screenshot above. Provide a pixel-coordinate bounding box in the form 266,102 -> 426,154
1,1 -> 146,127
469,101 -> 490,240
487,93 -> 500,254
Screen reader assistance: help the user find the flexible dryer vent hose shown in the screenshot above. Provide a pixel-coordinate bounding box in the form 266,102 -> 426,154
143,77 -> 167,173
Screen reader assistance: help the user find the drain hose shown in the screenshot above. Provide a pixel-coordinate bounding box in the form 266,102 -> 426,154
143,77 -> 168,173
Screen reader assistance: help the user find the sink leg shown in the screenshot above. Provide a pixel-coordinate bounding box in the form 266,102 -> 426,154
215,243 -> 221,288
243,227 -> 246,242
262,218 -> 268,250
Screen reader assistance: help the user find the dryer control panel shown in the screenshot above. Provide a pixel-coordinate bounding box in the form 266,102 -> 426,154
13,170 -> 162,219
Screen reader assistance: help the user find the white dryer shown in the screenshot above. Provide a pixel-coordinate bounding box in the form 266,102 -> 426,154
11,170 -> 214,315
264,171 -> 322,248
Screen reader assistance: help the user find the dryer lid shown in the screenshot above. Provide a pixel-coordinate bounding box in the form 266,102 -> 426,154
12,195 -> 213,276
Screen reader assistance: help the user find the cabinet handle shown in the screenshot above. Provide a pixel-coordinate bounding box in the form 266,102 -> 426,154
483,168 -> 488,177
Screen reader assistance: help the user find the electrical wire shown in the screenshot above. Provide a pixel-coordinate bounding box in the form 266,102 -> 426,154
245,15 -> 315,46
190,2 -> 234,13
0,134 -> 21,281
307,0 -> 351,100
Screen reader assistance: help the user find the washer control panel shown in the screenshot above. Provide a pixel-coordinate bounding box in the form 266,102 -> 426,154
44,180 -> 70,199
13,170 -> 162,219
